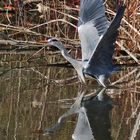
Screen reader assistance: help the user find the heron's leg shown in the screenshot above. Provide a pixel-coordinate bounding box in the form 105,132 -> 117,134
97,75 -> 107,87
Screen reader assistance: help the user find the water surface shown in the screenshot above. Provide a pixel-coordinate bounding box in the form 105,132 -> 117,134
0,54 -> 140,140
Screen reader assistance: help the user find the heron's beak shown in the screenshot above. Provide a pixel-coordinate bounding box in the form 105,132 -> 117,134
38,36 -> 52,44
44,37 -> 51,43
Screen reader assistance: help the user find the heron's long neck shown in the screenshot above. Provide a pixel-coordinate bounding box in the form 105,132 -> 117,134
53,41 -> 85,82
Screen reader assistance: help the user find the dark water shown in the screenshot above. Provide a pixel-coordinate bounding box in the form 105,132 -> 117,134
0,54 -> 140,140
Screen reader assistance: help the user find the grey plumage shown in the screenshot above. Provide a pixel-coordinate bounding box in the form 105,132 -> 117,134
78,0 -> 109,62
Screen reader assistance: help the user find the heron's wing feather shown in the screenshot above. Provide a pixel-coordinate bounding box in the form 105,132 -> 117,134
78,0 -> 109,61
87,5 -> 125,74
78,0 -> 107,26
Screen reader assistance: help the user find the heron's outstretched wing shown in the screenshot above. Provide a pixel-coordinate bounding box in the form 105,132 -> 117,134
78,0 -> 109,61
87,5 -> 125,74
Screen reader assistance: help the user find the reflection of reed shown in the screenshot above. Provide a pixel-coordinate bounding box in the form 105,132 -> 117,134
14,62 -> 21,138
111,88 -> 140,140
36,53 -> 53,132
130,111 -> 140,140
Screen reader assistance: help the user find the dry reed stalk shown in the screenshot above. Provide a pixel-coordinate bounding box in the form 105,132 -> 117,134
129,111 -> 140,140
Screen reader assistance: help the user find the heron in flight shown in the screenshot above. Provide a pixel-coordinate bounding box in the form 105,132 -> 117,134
47,0 -> 125,87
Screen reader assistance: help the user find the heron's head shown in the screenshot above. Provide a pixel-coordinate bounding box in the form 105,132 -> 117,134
48,37 -> 59,42
46,37 -> 63,51
47,37 -> 59,45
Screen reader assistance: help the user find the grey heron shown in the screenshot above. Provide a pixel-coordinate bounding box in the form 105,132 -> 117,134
47,0 -> 125,87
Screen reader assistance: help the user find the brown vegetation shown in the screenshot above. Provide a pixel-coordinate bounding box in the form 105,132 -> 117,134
0,0 -> 139,64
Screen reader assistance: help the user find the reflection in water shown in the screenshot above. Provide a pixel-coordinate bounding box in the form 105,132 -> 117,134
44,88 -> 112,140
74,88 -> 112,140
0,54 -> 140,140
43,91 -> 84,135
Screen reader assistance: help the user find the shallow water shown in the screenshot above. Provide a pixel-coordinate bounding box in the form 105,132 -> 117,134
0,54 -> 140,140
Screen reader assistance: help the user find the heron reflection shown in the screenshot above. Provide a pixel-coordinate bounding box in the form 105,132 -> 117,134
47,0 -> 125,87
43,88 -> 112,140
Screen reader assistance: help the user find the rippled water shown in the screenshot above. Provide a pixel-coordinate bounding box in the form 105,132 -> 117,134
0,54 -> 140,140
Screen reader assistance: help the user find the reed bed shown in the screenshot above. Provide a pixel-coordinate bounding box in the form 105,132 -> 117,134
0,0 -> 139,63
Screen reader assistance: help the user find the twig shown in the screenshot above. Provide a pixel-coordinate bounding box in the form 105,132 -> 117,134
29,19 -> 77,30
